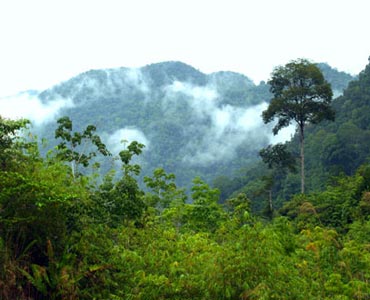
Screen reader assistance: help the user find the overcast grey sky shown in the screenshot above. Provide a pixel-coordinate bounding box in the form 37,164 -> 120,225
1,0 -> 369,97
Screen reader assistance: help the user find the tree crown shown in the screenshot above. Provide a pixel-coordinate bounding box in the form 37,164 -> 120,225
263,58 -> 335,135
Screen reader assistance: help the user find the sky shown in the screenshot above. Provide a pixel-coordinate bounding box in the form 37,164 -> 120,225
0,0 -> 370,97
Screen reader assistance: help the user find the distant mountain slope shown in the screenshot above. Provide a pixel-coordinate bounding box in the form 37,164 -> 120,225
221,60 -> 367,211
317,62 -> 355,94
306,59 -> 370,174
32,61 -> 354,189
35,62 -> 270,187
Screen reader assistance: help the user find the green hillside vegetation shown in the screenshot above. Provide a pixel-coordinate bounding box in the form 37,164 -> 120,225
217,59 -> 369,214
316,63 -> 356,95
1,109 -> 370,299
34,61 -> 352,191
36,62 -> 271,188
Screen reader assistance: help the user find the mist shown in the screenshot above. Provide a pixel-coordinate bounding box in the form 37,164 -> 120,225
0,92 -> 74,126
107,127 -> 150,156
162,80 -> 288,165
0,64 -> 296,171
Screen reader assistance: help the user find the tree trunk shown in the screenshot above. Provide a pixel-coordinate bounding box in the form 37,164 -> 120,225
299,125 -> 305,194
71,160 -> 76,178
268,189 -> 273,211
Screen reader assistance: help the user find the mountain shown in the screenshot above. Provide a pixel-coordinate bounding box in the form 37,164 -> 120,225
30,61 -> 354,190
316,62 -> 356,96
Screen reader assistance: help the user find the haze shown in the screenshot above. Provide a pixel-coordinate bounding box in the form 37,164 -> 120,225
0,0 -> 369,98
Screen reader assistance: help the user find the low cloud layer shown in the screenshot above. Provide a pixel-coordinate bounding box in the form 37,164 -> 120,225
163,80 -> 288,165
1,67 -> 296,169
0,92 -> 74,126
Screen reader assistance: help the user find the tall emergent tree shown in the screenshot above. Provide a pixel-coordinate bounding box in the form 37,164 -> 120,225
262,59 -> 335,194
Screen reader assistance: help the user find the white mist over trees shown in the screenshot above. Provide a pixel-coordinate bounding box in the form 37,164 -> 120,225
108,128 -> 150,156
0,61 -> 354,188
0,92 -> 74,126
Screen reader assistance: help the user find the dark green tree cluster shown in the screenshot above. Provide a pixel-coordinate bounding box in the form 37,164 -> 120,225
217,58 -> 370,213
262,58 -> 335,194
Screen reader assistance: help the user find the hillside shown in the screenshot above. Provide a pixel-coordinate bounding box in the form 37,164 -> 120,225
35,61 -> 270,187
31,61 -> 354,189
221,59 -> 369,212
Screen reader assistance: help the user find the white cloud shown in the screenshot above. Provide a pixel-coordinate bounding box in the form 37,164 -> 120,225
107,127 -> 150,156
163,79 -> 300,165
0,92 -> 74,126
184,103 -> 272,165
164,81 -> 274,165
124,68 -> 149,94
165,81 -> 219,116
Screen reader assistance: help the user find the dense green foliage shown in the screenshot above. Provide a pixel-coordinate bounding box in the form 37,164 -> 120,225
286,58 -> 370,196
316,63 -> 356,95
54,116 -> 111,178
1,107 -> 370,299
263,59 -> 335,194
33,61 -> 353,191
218,59 -> 369,212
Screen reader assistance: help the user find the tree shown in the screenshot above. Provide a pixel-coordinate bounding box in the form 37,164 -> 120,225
0,124 -> 89,299
0,116 -> 30,170
225,193 -> 251,225
258,143 -> 297,215
111,141 -> 146,225
185,177 -> 225,232
144,168 -> 186,211
55,116 -> 111,178
90,141 -> 147,227
259,143 -> 297,173
263,59 -> 335,193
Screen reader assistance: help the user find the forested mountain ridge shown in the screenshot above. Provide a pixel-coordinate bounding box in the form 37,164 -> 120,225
316,62 -> 356,96
306,59 -> 370,174
34,61 -> 353,189
36,61 -> 271,187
